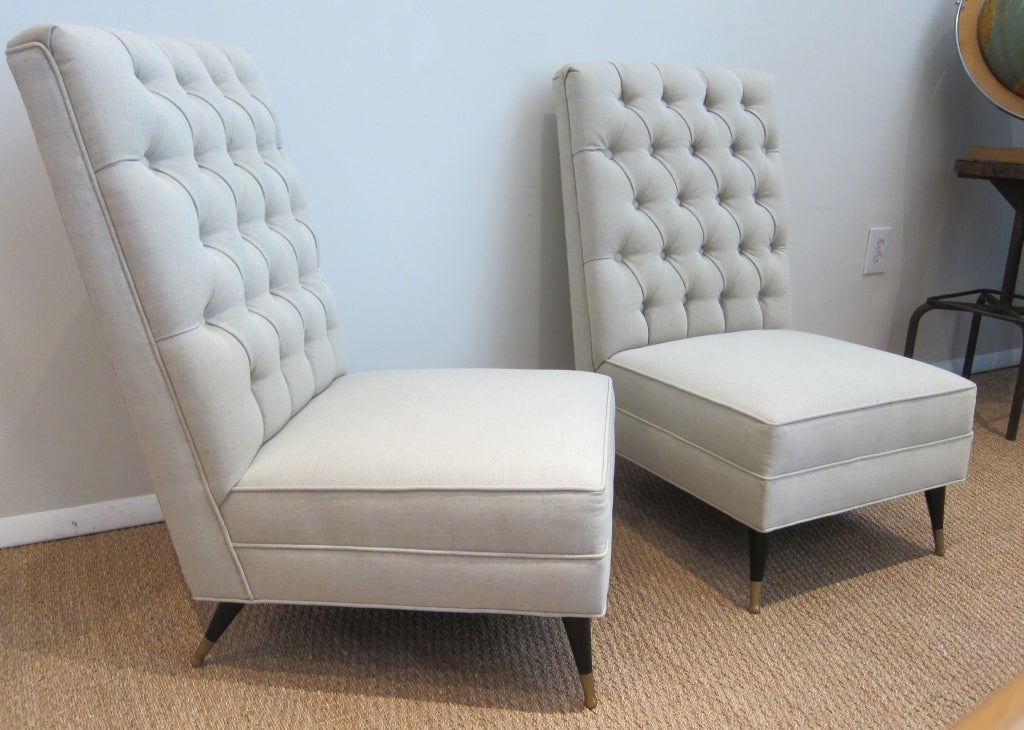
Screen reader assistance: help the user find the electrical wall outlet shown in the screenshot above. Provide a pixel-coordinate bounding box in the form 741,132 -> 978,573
863,226 -> 892,275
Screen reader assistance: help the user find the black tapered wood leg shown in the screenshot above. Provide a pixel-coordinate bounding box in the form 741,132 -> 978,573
925,487 -> 946,556
190,602 -> 244,668
562,617 -> 596,710
748,529 -> 770,614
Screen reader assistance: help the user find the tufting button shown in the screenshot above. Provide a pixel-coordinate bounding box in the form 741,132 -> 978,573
698,246 -> 706,255
648,145 -> 655,155
659,251 -> 667,260
715,195 -> 722,204
688,145 -> 695,155
612,252 -> 623,262
676,197 -> 684,206
603,149 -> 613,159
632,200 -> 640,209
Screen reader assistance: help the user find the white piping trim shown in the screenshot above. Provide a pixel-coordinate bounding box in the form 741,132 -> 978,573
231,541 -> 611,561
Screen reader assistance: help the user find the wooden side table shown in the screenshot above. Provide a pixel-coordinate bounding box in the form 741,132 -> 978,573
904,156 -> 1024,440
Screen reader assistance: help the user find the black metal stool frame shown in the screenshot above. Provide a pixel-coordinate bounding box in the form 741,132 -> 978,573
904,158 -> 1024,440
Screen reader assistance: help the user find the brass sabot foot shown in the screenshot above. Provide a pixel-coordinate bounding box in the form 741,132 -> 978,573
190,637 -> 214,668
934,528 -> 945,557
748,580 -> 763,615
579,672 -> 597,710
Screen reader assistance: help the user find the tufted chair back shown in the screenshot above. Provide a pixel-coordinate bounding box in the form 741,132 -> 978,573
554,63 -> 792,371
8,25 -> 346,595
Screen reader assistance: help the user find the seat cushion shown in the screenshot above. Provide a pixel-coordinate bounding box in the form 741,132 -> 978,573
600,329 -> 976,531
218,369 -> 615,613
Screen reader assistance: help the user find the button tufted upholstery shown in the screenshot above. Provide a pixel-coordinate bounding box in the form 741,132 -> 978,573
555,62 -> 790,371
7,25 -> 613,704
13,26 -> 347,501
554,62 -> 976,613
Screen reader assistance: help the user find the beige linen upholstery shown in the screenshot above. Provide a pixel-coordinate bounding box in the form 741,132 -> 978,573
553,61 -> 976,612
222,369 -> 614,614
5,24 -> 613,707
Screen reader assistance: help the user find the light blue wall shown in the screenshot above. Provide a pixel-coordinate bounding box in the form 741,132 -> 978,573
1,1 -> 1021,518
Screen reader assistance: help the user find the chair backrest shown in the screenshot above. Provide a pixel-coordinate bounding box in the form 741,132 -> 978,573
7,24 -> 346,598
553,62 -> 793,371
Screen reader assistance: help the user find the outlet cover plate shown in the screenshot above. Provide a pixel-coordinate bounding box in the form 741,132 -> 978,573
863,226 -> 892,275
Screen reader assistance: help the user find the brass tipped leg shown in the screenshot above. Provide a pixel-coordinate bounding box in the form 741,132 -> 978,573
191,602 -> 244,668
925,487 -> 946,557
747,529 -> 769,615
190,637 -> 214,668
579,672 -> 597,710
748,580 -> 763,614
561,617 -> 596,710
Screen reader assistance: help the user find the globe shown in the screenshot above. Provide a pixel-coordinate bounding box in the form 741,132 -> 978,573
978,0 -> 1024,96
958,0 -> 1024,119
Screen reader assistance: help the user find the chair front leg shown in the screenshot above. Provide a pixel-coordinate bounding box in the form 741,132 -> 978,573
749,529 -> 770,614
190,602 -> 245,668
561,617 -> 597,710
925,487 -> 946,556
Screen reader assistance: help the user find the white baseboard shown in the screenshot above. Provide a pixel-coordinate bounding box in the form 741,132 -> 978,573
0,493 -> 163,549
929,347 -> 1021,374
